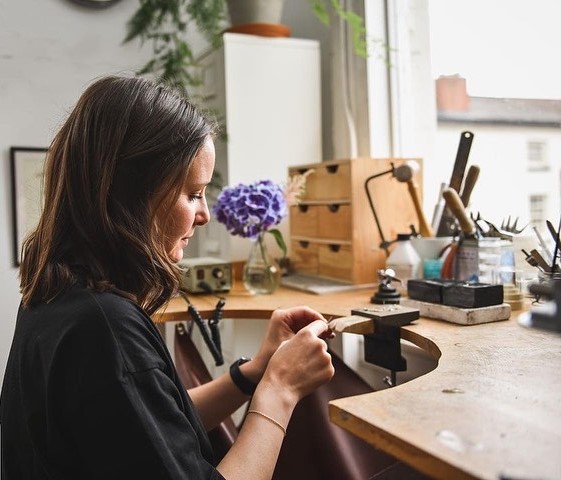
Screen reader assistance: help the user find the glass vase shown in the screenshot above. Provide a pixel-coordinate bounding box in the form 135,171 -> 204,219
243,233 -> 281,295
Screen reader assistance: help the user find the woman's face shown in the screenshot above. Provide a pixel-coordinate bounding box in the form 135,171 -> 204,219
163,136 -> 216,263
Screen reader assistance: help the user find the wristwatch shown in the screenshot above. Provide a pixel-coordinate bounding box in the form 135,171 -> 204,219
229,357 -> 257,396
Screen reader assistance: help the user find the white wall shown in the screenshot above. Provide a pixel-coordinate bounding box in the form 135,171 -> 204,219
0,0 -> 421,388
0,0 -> 154,385
436,124 -> 561,227
0,0 -> 336,387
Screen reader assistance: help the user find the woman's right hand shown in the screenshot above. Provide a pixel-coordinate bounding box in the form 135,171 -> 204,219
257,319 -> 335,405
217,320 -> 334,480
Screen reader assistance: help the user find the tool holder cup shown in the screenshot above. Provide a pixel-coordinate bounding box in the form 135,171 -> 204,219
537,270 -> 561,287
455,237 -> 516,284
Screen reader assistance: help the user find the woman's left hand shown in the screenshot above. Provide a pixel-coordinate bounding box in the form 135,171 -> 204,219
246,306 -> 334,383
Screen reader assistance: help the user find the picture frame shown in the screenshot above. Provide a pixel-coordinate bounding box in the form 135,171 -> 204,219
9,147 -> 48,266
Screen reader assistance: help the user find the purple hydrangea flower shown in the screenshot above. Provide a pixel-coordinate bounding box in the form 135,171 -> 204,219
212,180 -> 288,239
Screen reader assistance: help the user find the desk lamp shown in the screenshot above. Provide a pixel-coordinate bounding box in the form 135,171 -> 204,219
364,159 -> 430,255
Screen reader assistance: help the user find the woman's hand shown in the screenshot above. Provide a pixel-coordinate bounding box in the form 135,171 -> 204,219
258,319 -> 335,404
244,306 -> 334,383
218,320 -> 335,480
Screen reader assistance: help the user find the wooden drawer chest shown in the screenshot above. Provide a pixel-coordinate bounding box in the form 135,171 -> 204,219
288,157 -> 423,284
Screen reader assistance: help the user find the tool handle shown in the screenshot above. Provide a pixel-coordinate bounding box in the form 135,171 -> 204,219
406,179 -> 434,237
442,187 -> 476,236
530,249 -> 559,272
460,165 -> 480,207
440,242 -> 458,279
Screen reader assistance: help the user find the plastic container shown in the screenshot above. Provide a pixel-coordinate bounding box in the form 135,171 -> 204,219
386,233 -> 421,292
410,236 -> 452,279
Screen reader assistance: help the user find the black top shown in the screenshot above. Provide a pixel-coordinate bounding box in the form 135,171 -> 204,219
0,286 -> 225,480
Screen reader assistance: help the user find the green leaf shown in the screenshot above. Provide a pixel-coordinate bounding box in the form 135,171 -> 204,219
309,0 -> 330,25
267,229 -> 287,259
124,0 -> 369,101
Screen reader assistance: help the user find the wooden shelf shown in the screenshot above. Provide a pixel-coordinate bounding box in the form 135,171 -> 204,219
288,157 -> 423,284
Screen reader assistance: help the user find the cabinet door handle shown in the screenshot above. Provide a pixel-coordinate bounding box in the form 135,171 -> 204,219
298,204 -> 309,213
299,241 -> 310,248
326,165 -> 339,174
328,244 -> 341,253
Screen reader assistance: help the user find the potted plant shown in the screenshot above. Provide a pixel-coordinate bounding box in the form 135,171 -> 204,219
123,0 -> 366,95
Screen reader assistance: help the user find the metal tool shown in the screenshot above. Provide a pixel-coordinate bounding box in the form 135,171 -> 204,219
521,249 -> 540,269
546,219 -> 561,248
533,225 -> 554,265
501,216 -> 527,235
371,269 -> 402,304
180,291 -> 225,366
546,219 -> 561,267
351,306 -> 419,387
530,249 -> 558,272
547,217 -> 561,273
436,131 -> 474,236
472,213 -> 514,240
431,182 -> 448,233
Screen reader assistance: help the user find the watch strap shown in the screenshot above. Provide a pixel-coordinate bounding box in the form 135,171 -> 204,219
229,357 -> 257,396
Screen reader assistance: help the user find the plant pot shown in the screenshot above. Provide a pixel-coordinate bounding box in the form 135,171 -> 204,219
226,0 -> 285,25
225,0 -> 290,37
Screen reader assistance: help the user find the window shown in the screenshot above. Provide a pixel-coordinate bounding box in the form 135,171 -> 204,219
363,0 -> 561,230
529,194 -> 547,226
527,141 -> 549,171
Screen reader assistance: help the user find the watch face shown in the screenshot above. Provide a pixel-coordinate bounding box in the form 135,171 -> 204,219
68,0 -> 122,8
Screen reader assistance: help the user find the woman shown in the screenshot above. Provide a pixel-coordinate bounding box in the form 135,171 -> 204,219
0,75 -> 334,479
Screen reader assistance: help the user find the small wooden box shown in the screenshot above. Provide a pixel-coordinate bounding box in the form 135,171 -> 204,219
289,157 -> 423,284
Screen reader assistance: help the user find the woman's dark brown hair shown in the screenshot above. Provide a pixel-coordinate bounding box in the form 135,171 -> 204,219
19,75 -> 216,314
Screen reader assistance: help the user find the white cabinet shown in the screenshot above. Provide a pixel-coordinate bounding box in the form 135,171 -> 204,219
187,33 -> 322,261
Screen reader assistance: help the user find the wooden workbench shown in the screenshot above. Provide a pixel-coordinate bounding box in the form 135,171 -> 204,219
155,285 -> 561,480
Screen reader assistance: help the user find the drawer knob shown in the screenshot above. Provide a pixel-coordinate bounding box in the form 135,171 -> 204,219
327,204 -> 340,213
299,241 -> 310,248
326,165 -> 339,174
328,244 -> 341,253
298,204 -> 309,213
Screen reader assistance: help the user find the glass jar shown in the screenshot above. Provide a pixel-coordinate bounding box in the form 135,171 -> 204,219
243,233 -> 281,295
477,238 -> 515,284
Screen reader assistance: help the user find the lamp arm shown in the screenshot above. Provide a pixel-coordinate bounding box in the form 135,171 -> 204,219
364,166 -> 395,254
